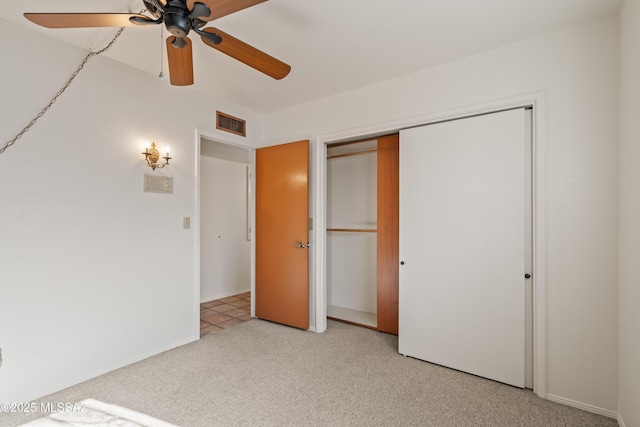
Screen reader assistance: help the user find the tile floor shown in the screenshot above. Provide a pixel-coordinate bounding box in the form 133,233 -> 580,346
200,292 -> 252,336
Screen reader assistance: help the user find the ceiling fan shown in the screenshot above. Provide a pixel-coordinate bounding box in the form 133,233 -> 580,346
23,0 -> 291,86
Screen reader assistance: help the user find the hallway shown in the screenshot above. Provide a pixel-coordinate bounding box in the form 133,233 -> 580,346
200,292 -> 251,336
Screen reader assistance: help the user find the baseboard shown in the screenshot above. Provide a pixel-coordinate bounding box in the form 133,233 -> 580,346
200,288 -> 250,303
617,413 -> 627,427
546,394 -> 618,420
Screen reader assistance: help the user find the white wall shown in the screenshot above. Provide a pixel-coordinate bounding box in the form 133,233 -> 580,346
618,1 -> 640,426
200,156 -> 251,302
265,14 -> 620,414
0,18 -> 263,403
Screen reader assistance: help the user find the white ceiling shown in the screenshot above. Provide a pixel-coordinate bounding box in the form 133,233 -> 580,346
4,0 -> 622,114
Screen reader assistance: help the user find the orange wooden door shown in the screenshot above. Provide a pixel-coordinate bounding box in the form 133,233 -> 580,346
255,140 -> 309,329
377,134 -> 399,334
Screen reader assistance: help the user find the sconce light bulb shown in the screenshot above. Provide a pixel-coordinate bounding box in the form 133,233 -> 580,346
166,146 -> 171,154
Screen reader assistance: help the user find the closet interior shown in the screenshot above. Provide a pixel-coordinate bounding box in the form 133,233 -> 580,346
326,134 -> 399,334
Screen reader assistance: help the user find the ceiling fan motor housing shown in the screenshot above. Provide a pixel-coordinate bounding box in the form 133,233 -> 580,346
163,0 -> 192,38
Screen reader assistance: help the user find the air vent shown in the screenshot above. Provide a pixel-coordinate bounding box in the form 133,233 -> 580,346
216,111 -> 246,137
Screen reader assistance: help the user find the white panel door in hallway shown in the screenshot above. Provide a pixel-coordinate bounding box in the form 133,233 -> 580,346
398,108 -> 527,388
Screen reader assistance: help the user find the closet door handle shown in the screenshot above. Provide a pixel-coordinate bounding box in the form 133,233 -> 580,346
294,240 -> 307,248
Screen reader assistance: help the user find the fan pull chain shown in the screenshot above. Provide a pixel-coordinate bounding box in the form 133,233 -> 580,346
159,26 -> 165,80
0,27 -> 126,156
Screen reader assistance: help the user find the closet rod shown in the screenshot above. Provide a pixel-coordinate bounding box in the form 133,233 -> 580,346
327,149 -> 377,160
327,228 -> 377,233
328,137 -> 378,148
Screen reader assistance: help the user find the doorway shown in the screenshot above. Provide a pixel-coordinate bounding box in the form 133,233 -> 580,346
326,139 -> 378,329
325,134 -> 399,334
199,137 -> 252,305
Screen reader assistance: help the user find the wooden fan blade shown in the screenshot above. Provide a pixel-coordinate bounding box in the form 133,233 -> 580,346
166,36 -> 194,86
24,13 -> 148,29
186,0 -> 267,21
201,28 -> 291,80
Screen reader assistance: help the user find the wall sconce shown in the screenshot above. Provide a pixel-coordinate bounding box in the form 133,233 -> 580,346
142,142 -> 171,170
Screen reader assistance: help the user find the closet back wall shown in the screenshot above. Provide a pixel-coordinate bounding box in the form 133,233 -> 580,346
327,149 -> 377,321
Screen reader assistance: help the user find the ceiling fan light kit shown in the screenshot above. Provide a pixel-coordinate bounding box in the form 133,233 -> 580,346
23,0 -> 291,86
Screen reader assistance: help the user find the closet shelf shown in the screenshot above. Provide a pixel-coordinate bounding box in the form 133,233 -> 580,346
327,228 -> 377,233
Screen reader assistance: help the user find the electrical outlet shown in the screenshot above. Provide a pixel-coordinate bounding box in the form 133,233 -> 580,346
183,217 -> 190,229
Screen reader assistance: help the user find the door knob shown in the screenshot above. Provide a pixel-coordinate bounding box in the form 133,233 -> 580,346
294,240 -> 307,248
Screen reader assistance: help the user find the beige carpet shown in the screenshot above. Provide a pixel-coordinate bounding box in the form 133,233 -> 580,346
1,319 -> 617,426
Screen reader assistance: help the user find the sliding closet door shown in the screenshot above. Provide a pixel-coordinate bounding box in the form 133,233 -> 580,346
377,134 -> 399,334
398,109 -> 526,388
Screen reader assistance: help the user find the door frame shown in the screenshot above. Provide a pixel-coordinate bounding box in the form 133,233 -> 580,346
194,130 -> 257,326
313,91 -> 547,398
